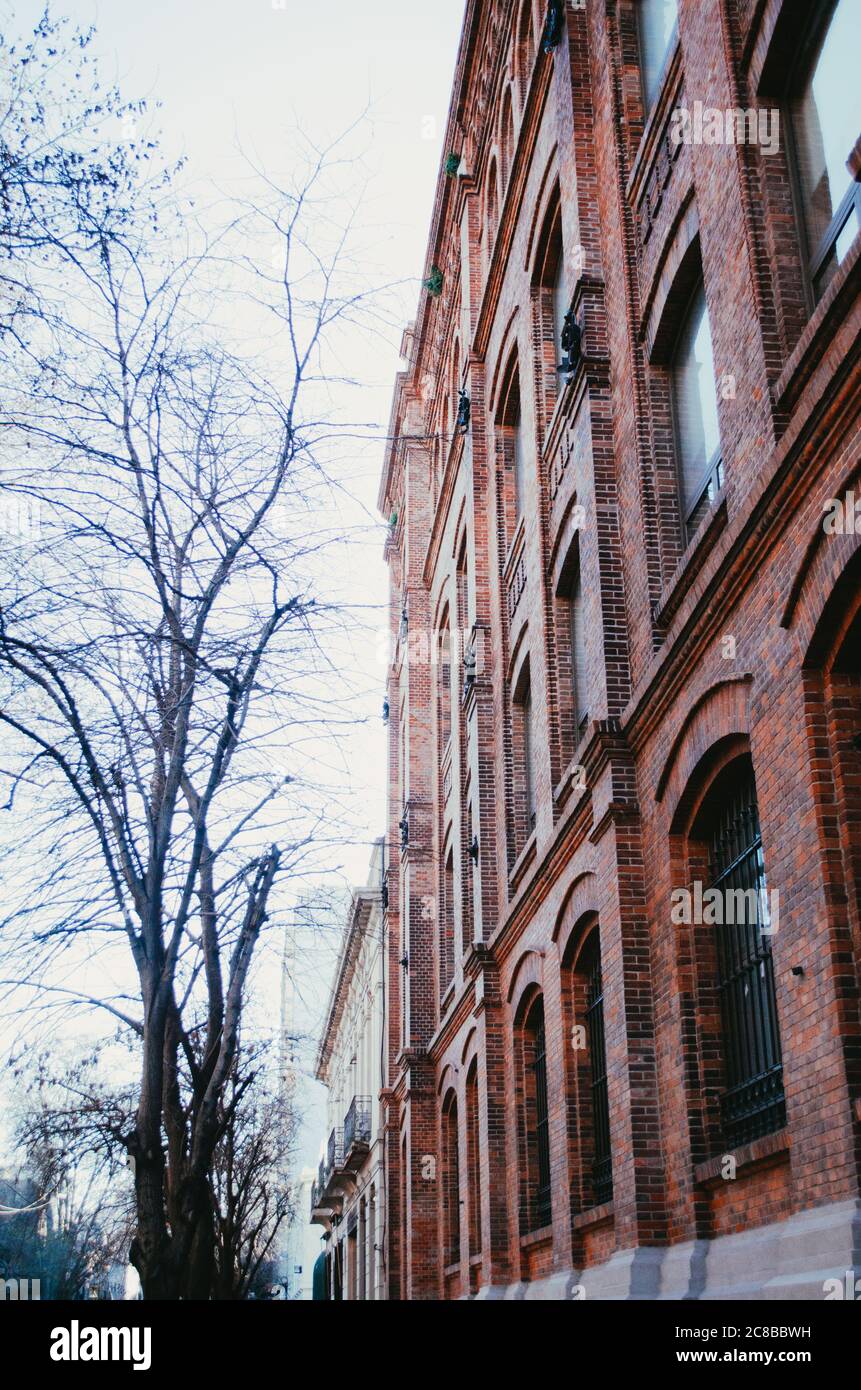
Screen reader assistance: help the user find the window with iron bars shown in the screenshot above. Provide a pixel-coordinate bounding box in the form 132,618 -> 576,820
708,769 -> 785,1147
533,1011 -> 552,1228
585,939 -> 613,1207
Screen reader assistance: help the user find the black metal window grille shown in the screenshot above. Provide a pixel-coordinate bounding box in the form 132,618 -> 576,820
709,772 -> 785,1146
585,943 -> 613,1206
533,1013 -> 551,1227
444,1102 -> 460,1265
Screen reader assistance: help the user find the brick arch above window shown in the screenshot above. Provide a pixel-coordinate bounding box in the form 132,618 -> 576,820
780,461 -> 861,660
643,196 -> 700,363
437,1063 -> 459,1100
655,676 -> 753,814
460,1025 -> 479,1071
552,873 -> 600,955
514,0 -> 537,107
507,948 -> 544,1011
487,310 -> 521,417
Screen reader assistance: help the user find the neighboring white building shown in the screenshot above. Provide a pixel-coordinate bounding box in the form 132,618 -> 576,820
311,840 -> 386,1300
280,1167 -> 321,1300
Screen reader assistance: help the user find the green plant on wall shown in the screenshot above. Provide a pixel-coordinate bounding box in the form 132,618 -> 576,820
424,265 -> 443,298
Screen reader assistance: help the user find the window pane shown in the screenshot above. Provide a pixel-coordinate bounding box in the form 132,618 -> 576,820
792,2 -> 859,265
708,768 -> 785,1146
514,415 -> 527,517
524,683 -> 535,825
638,0 -> 678,112
673,281 -> 720,520
551,242 -> 568,357
571,568 -> 588,730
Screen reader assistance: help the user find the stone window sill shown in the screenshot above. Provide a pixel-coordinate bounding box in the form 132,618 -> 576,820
652,491 -> 728,632
520,1224 -> 553,1251
772,235 -> 861,415
509,830 -> 537,896
694,1128 -> 790,1188
570,1199 -> 614,1233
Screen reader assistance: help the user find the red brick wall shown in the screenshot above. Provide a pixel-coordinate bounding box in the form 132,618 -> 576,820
378,0 -> 861,1298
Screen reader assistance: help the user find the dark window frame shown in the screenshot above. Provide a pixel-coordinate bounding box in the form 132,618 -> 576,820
783,0 -> 861,310
669,273 -> 724,545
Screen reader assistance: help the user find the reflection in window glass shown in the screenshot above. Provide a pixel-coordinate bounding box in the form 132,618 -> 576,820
673,280 -> 722,538
523,677 -> 535,828
513,409 -> 527,519
637,0 -> 678,113
791,2 -> 860,300
551,239 -> 568,358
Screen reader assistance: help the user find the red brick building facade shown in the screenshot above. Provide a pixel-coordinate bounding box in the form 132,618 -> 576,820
378,0 -> 861,1299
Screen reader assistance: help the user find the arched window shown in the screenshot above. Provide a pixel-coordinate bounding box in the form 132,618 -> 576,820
563,924 -> 613,1211
787,0 -> 859,304
519,993 -> 551,1231
465,1062 -> 482,1259
442,1092 -> 461,1266
494,354 -> 530,547
582,933 -> 612,1205
671,272 -> 722,541
690,756 -> 785,1147
636,0 -> 679,114
531,194 -> 568,431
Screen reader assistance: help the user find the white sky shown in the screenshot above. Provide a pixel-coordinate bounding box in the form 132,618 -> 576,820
1,0 -> 465,1180
62,0 -> 464,892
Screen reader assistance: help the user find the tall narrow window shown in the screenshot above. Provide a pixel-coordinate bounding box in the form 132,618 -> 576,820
465,1063 -> 482,1259
500,87 -> 515,188
450,338 -> 461,435
497,357 -> 529,541
513,659 -> 535,850
550,234 -> 568,364
487,160 -> 500,250
789,1 -> 860,303
637,0 -> 679,113
523,678 -> 535,830
672,277 -> 722,541
583,936 -> 612,1206
440,846 -> 455,1000
570,562 -> 588,733
704,762 -> 785,1147
511,383 -> 527,520
442,1093 -> 460,1266
556,541 -> 589,764
522,996 -> 552,1230
437,619 -> 452,749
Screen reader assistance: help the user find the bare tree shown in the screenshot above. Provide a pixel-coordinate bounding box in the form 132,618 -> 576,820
5,1049 -> 135,1298
0,9 -> 382,1298
210,1048 -> 296,1301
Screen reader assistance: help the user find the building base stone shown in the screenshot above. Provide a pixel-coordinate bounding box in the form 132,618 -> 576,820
470,1200 -> 861,1301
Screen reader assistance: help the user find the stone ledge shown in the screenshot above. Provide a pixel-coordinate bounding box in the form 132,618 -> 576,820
694,1127 -> 790,1188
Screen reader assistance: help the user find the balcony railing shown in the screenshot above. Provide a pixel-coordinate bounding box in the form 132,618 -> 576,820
344,1095 -> 372,1156
326,1127 -> 344,1179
